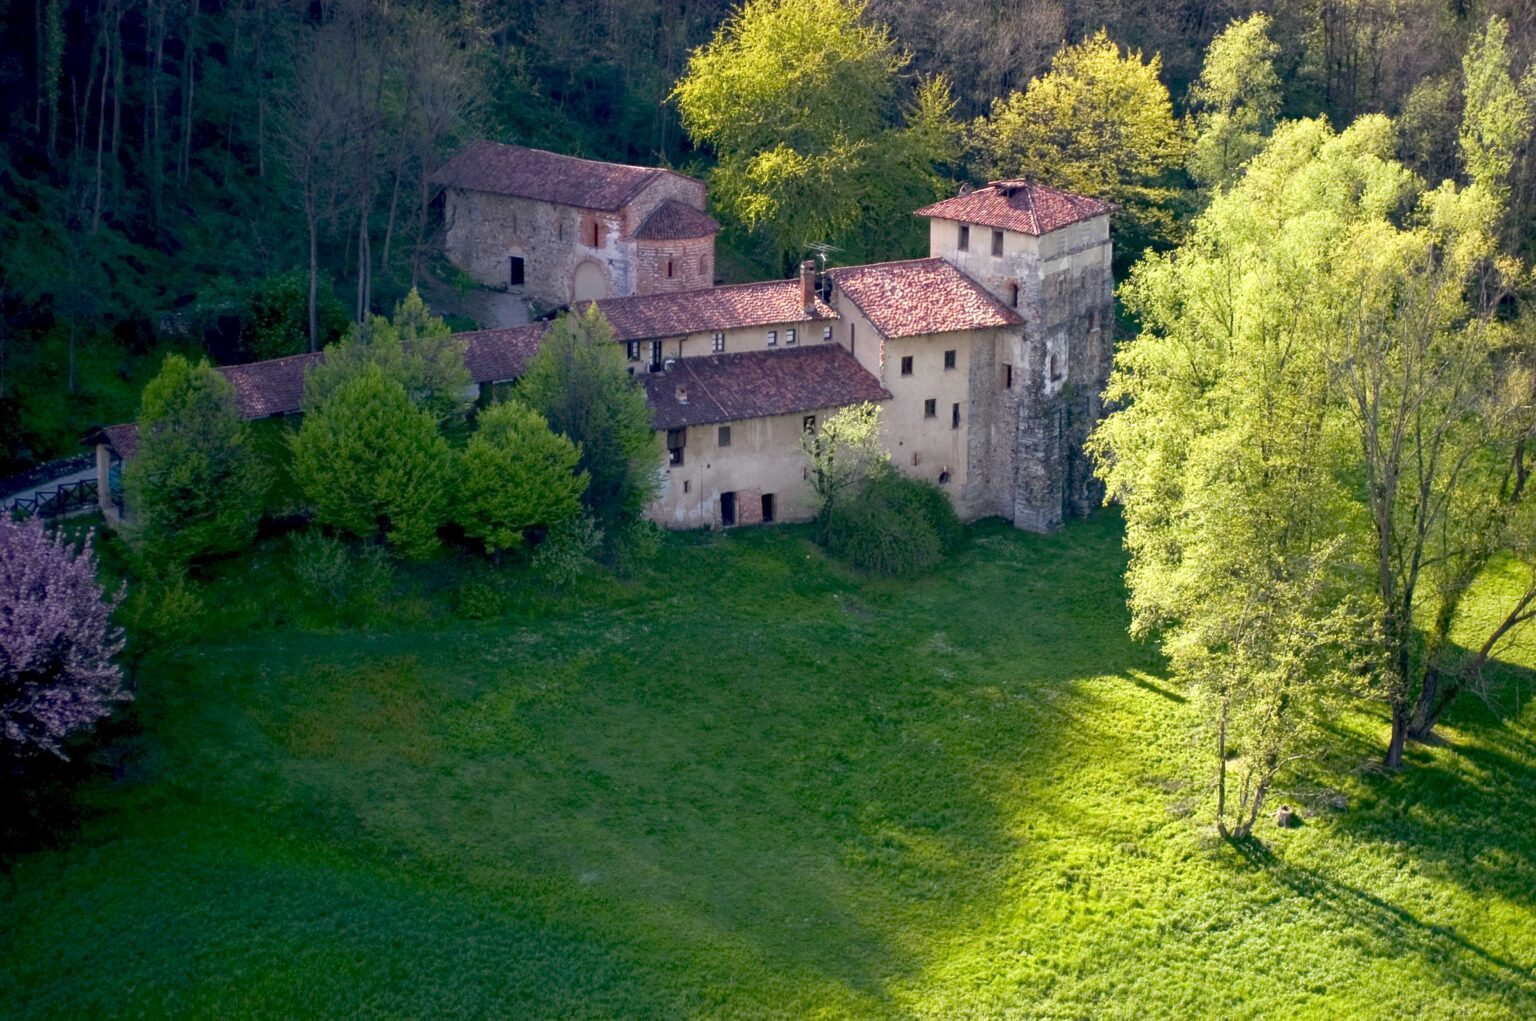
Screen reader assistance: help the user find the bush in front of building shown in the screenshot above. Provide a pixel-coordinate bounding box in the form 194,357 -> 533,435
822,467 -> 964,577
289,364 -> 455,559
456,401 -> 587,556
124,353 -> 271,568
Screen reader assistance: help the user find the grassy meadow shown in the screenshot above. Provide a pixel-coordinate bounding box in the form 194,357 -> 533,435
2,513 -> 1533,1019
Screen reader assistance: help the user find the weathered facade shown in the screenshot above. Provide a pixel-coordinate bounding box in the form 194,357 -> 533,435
90,170 -> 1114,539
431,142 -> 718,308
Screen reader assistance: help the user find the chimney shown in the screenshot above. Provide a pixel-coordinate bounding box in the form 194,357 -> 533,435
800,259 -> 817,314
675,385 -> 688,405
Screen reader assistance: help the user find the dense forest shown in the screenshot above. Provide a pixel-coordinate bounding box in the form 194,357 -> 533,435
1,0 -> 1534,474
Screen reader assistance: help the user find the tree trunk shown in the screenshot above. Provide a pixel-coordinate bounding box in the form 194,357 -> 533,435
1214,688 -> 1231,839
178,0 -> 198,186
307,197 -> 320,352
1385,701 -> 1407,769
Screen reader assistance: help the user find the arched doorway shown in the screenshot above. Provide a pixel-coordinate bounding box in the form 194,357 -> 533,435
571,260 -> 609,302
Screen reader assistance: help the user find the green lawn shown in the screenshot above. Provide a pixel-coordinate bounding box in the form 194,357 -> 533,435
3,514 -> 1534,1019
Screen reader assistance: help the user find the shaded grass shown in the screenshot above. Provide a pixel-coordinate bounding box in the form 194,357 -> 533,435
2,513 -> 1533,1019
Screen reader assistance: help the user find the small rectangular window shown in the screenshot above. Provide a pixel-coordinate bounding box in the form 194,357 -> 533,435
591,221 -> 601,246
666,259 -> 675,278
761,493 -> 775,523
943,349 -> 956,370
785,328 -> 797,346
1050,353 -> 1063,381
822,325 -> 833,341
712,331 -> 725,353
952,402 -> 961,429
683,479 -> 690,493
958,224 -> 970,251
718,425 -> 731,447
666,427 -> 686,466
924,398 -> 936,418
992,229 -> 1004,256
1004,363 -> 1013,389
803,415 -> 816,433
900,355 -> 914,376
627,341 -> 640,362
767,330 -> 777,347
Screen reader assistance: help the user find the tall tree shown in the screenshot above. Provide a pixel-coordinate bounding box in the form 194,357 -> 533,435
1092,114 -> 1536,803
672,0 -> 954,269
1187,14 -> 1282,192
973,30 -> 1188,260
515,306 -> 661,538
124,354 -> 270,566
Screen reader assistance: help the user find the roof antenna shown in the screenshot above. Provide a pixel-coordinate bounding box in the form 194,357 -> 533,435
807,242 -> 841,300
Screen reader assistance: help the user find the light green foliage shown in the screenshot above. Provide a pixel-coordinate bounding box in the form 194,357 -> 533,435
1458,17 -> 1533,198
458,401 -> 587,554
289,364 -> 455,558
124,354 -> 270,566
6,518 -> 1535,1017
973,30 -> 1188,255
287,530 -> 396,623
672,0 -> 957,266
1092,114 -> 1536,803
304,289 -> 472,427
1187,14 -> 1280,190
801,401 -> 888,526
515,306 -> 661,538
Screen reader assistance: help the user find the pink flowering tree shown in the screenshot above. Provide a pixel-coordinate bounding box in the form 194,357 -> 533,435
0,517 -> 128,758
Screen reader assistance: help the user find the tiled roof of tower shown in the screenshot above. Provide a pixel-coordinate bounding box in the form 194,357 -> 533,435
641,346 -> 889,430
914,180 -> 1112,236
828,258 -> 1023,339
430,141 -> 693,212
588,280 -> 836,342
633,199 -> 719,240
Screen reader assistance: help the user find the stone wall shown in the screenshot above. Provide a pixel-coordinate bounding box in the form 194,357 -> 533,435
634,234 -> 715,295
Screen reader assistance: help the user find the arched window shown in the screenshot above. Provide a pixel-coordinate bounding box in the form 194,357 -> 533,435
666,259 -> 674,278
1008,282 -> 1020,308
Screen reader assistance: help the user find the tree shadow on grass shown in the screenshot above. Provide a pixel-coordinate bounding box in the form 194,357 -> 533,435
1229,836 -> 1536,1007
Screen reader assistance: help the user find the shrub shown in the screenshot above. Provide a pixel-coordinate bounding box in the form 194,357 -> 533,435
241,270 -> 348,361
457,401 -> 587,555
532,513 -> 603,588
611,518 -> 663,577
287,531 -> 395,621
289,365 -> 455,558
454,575 -> 508,620
822,469 -> 963,577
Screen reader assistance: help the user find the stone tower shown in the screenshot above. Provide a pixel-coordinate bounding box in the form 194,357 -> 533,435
915,181 -> 1115,531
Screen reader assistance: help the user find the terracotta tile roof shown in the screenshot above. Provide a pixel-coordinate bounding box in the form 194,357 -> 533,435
82,423 -> 139,459
915,180 -> 1112,236
430,141 -> 697,212
220,351 -> 321,418
641,345 -> 889,430
89,325 -> 550,458
632,199 -> 719,240
461,324 -> 547,384
827,258 -> 1022,340
589,280 -> 836,342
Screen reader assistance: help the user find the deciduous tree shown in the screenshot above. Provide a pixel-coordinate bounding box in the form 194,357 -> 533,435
515,306 -> 660,538
1187,14 -> 1281,192
801,401 -> 887,530
290,363 -> 455,558
458,401 -> 587,555
0,517 -> 127,759
124,354 -> 270,567
973,30 -> 1187,259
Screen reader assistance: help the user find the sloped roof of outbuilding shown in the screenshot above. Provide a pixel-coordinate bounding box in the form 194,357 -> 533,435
827,258 -> 1022,340
915,180 -> 1112,236
430,141 -> 698,212
641,345 -> 889,430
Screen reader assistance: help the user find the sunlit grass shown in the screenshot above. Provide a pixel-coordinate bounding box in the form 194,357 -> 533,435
3,513 -> 1532,1019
